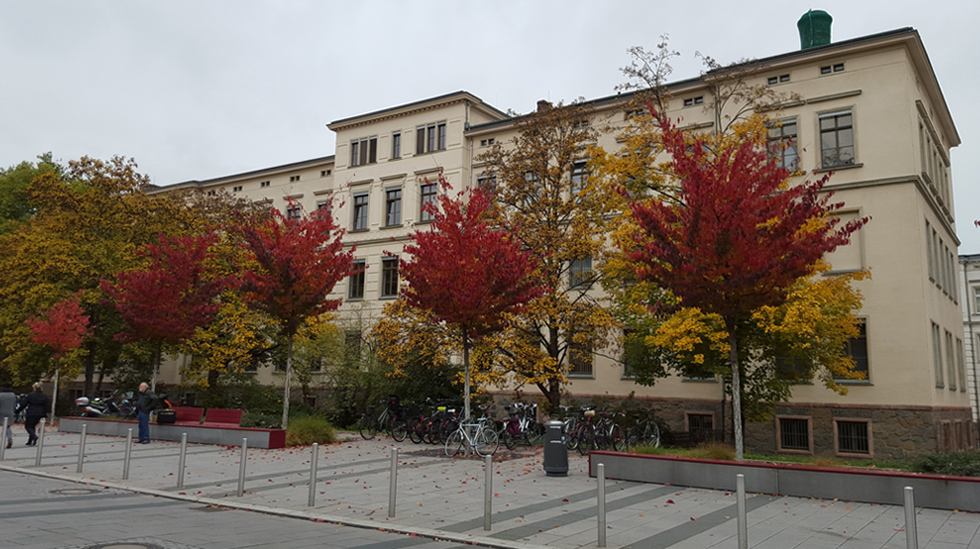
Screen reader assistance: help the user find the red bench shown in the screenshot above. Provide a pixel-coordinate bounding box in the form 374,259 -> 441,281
203,408 -> 244,427
171,407 -> 204,426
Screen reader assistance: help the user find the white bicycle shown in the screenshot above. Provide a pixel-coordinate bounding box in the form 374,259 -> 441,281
445,416 -> 499,457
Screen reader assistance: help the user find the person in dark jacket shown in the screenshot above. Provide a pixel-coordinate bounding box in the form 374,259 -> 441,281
0,385 -> 15,448
16,382 -> 49,446
136,382 -> 158,444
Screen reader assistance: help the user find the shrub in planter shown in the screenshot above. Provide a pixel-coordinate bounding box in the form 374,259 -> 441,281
286,415 -> 337,447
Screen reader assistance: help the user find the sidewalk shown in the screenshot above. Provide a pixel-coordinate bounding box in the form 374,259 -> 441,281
2,424 -> 979,549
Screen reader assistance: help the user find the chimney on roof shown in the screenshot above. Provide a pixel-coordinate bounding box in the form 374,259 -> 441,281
797,9 -> 833,50
537,100 -> 552,112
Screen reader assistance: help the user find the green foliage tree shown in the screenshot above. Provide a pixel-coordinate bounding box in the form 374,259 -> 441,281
0,153 -> 64,233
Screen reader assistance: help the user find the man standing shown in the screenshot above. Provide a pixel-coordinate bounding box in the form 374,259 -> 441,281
136,382 -> 158,444
0,385 -> 15,449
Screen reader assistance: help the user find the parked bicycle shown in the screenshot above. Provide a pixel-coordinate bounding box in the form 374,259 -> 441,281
626,410 -> 661,449
576,410 -> 625,455
499,402 -> 543,450
445,410 -> 499,457
358,395 -> 408,441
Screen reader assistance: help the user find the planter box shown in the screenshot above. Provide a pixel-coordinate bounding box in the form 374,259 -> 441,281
589,450 -> 980,511
59,416 -> 286,449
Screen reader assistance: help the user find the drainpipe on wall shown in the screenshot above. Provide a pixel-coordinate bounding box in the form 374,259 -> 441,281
965,261 -> 979,429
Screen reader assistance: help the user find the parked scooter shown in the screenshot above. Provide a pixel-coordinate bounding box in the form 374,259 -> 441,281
74,396 -> 108,417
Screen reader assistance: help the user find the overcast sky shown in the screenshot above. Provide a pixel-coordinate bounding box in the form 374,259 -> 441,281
2,1 -> 978,252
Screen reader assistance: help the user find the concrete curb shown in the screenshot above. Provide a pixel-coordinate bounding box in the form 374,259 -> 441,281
0,463 -> 550,549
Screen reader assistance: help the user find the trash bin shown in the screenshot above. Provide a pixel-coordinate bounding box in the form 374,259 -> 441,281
543,420 -> 568,476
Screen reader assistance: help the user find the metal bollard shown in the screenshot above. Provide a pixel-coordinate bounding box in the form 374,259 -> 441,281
0,417 -> 8,461
123,429 -> 133,480
236,438 -> 248,497
176,433 -> 187,489
598,463 -> 606,548
308,443 -> 319,507
388,447 -> 398,518
76,424 -> 88,473
736,474 -> 748,549
35,418 -> 46,466
904,486 -> 919,549
484,454 -> 493,531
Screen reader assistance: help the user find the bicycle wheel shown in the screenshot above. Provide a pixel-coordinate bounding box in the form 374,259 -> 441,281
389,417 -> 408,442
610,424 -> 626,452
358,414 -> 378,440
577,425 -> 596,456
647,422 -> 662,448
502,429 -> 517,450
444,429 -> 464,457
408,418 -> 423,444
475,428 -> 499,457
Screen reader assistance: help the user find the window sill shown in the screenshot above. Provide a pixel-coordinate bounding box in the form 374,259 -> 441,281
682,378 -> 718,383
833,379 -> 871,386
347,297 -> 364,302
415,219 -> 434,226
568,374 -> 595,379
816,162 -> 863,174
350,228 -> 370,234
379,295 -> 399,300
381,224 -> 403,230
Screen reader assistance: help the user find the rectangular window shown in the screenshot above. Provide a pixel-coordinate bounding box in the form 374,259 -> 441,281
820,111 -> 855,168
348,260 -> 365,300
687,413 -> 713,433
778,417 -> 811,452
476,174 -> 496,194
381,257 -> 399,297
768,119 -> 799,170
836,320 -> 868,380
438,122 -> 446,150
233,185 -> 242,192
974,286 -> 980,314
316,199 -> 330,211
419,182 -> 437,222
290,175 -> 301,182
946,330 -> 957,391
416,126 -> 425,155
427,124 -> 436,152
321,169 -> 331,177
568,340 -> 593,377
385,188 -> 402,226
286,203 -> 301,220
416,122 -> 447,154
683,96 -> 704,107
392,132 -> 401,159
352,193 -> 369,231
350,137 -> 378,167
344,331 -> 362,366
926,220 -> 934,282
932,322 -> 944,388
835,420 -> 871,455
957,338 -> 966,392
569,257 -> 593,290
571,160 -> 588,200
260,180 -> 270,188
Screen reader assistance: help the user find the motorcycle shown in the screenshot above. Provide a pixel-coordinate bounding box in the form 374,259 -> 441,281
74,396 -> 108,417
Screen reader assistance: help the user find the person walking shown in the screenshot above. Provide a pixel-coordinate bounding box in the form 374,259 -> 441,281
16,382 -> 49,446
0,385 -> 15,449
136,382 -> 158,444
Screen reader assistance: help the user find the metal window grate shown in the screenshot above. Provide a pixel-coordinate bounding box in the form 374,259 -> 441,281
688,414 -> 713,433
779,418 -> 809,450
837,421 -> 870,454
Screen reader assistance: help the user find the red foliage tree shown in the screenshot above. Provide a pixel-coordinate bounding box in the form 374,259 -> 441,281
27,293 -> 91,418
399,176 -> 543,419
627,115 -> 866,460
101,233 -> 232,387
235,201 -> 356,428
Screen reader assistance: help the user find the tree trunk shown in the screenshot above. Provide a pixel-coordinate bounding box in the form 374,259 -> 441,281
463,331 -> 471,421
724,317 -> 744,461
282,334 -> 293,430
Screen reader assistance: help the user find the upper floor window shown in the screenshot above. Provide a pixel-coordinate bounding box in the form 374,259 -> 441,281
416,122 -> 447,154
290,175 -> 301,182
568,339 -> 593,377
351,136 -> 378,167
232,185 -> 242,192
348,259 -> 365,300
352,193 -> 369,231
480,138 -> 495,147
820,63 -> 845,75
260,180 -> 270,188
932,322 -> 943,388
321,169 -> 331,177
419,182 -> 437,222
385,188 -> 402,226
286,203 -> 302,220
834,319 -> 868,381
819,110 -> 855,168
974,286 -> 980,314
768,119 -> 799,170
571,160 -> 588,200
381,257 -> 399,298
767,74 -> 791,85
477,174 -> 497,194
391,132 -> 401,159
316,199 -> 331,212
569,257 -> 593,290
683,96 -> 704,107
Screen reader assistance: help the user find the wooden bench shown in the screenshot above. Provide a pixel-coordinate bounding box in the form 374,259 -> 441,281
171,407 -> 204,426
203,408 -> 244,427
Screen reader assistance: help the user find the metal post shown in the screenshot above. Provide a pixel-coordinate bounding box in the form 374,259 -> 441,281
176,433 -> 187,489
0,417 -> 8,461
122,428 -> 133,480
736,474 -> 748,549
76,424 -> 87,473
34,418 -> 46,467
484,454 -> 493,531
904,486 -> 919,549
598,463 -> 606,548
388,447 -> 398,518
236,438 -> 248,497
308,443 -> 319,507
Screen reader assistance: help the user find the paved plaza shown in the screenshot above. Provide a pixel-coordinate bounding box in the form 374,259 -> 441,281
2,424 -> 979,548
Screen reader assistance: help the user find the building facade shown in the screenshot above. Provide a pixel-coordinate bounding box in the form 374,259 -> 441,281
961,254 -> 980,422
152,23 -> 969,459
